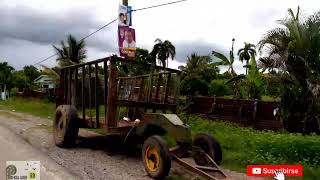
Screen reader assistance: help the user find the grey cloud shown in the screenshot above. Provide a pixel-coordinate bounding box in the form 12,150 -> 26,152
174,40 -> 229,63
0,5 -> 117,52
249,8 -> 282,28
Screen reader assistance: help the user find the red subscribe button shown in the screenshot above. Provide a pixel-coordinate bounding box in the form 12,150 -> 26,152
247,165 -> 303,177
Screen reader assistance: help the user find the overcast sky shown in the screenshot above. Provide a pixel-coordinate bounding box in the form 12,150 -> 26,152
1,0 -> 319,73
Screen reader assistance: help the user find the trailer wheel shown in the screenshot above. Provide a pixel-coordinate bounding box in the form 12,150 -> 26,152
193,133 -> 222,165
53,105 -> 79,147
142,135 -> 171,179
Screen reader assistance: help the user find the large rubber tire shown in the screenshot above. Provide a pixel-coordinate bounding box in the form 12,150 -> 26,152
193,133 -> 222,165
53,105 -> 79,147
142,135 -> 171,179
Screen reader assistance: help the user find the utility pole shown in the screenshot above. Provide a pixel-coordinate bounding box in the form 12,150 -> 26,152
123,0 -> 128,6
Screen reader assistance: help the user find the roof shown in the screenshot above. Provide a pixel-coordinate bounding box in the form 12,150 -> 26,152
33,75 -> 53,82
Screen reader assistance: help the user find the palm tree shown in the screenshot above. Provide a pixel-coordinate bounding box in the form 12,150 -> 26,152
151,39 -> 176,68
212,38 -> 236,76
238,42 -> 256,74
53,34 -> 87,67
257,56 -> 285,73
258,6 -> 320,133
181,53 -> 210,74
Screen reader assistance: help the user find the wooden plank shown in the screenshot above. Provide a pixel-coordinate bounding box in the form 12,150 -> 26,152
82,65 -> 85,122
73,67 -> 78,106
104,60 -> 108,126
107,57 -> 118,127
88,65 -> 93,126
164,73 -> 171,103
95,63 -> 100,128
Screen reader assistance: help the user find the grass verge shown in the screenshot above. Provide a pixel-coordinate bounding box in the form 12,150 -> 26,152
179,114 -> 320,180
0,96 -> 55,119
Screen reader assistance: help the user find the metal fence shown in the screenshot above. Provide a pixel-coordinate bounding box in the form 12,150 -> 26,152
189,96 -> 283,131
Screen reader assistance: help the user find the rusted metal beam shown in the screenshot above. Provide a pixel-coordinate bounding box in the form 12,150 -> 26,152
60,56 -> 181,74
116,100 -> 176,111
171,154 -> 218,180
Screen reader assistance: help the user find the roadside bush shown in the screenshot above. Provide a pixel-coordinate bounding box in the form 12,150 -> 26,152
208,79 -> 232,97
180,114 -> 320,178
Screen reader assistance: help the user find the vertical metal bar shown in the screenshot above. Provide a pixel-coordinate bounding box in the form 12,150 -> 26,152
153,74 -> 162,113
95,63 -> 100,128
107,56 -> 118,127
155,74 -> 162,102
82,65 -> 85,122
73,67 -> 78,106
164,73 -> 171,103
60,69 -> 64,105
104,60 -> 108,125
174,72 -> 181,113
88,65 -> 93,125
68,68 -> 72,104
138,77 -> 144,101
63,69 -> 67,104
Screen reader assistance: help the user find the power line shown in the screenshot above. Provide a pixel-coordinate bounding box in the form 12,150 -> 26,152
33,0 -> 188,66
132,0 -> 187,12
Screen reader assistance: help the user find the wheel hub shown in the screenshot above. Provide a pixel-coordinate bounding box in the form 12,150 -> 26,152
145,145 -> 160,172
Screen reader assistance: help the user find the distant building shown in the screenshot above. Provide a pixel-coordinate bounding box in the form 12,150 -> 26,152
34,75 -> 56,90
0,83 -> 9,100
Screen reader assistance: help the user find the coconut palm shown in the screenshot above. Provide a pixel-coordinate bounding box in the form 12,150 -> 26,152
53,34 -> 87,67
151,39 -> 176,68
238,42 -> 256,74
212,38 -> 236,76
258,6 -> 320,133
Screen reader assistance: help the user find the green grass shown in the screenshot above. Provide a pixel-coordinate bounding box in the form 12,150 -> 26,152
180,114 -> 320,180
261,95 -> 281,102
0,96 -> 55,119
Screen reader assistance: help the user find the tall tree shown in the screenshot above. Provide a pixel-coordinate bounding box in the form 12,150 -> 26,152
23,65 -> 41,82
151,39 -> 176,68
0,62 -> 14,92
212,38 -> 236,76
238,42 -> 256,74
53,34 -> 87,67
180,53 -> 219,95
258,6 -> 320,133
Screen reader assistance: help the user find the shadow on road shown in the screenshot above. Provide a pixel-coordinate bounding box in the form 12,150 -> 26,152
76,134 -> 143,158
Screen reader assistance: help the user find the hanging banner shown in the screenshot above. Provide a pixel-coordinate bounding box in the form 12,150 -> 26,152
118,26 -> 136,58
118,5 -> 132,26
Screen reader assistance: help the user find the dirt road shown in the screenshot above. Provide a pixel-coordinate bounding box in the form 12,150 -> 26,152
0,110 -> 263,180
0,124 -> 78,180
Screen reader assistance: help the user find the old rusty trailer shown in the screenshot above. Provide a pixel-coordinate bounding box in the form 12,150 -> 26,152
54,55 -> 227,180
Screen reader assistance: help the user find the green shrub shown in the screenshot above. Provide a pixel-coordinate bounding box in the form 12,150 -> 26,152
180,114 -> 320,178
208,79 -> 232,97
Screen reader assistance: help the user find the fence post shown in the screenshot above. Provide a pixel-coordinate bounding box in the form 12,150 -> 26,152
252,99 -> 258,128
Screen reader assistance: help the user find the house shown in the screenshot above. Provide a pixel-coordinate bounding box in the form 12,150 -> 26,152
34,75 -> 56,89
0,83 -> 9,100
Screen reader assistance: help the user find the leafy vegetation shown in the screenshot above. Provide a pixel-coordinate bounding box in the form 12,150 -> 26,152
179,53 -> 219,96
258,7 -> 320,134
0,97 -> 55,119
53,34 -> 87,67
181,114 -> 320,179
